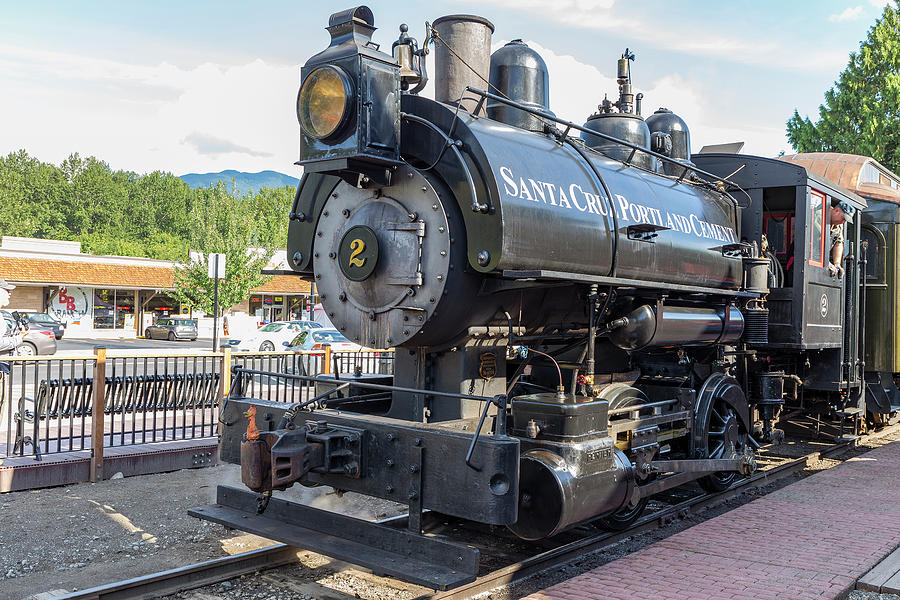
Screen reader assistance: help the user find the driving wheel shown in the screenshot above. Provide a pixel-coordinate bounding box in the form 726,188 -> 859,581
695,375 -> 752,493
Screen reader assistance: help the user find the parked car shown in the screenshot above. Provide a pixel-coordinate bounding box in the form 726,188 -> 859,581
0,310 -> 57,355
146,317 -> 198,341
229,320 -> 322,352
283,328 -> 387,375
19,310 -> 66,339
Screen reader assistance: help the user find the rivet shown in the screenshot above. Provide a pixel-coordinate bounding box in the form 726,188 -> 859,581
421,186 -> 427,192
432,204 -> 438,210
403,329 -> 409,335
342,209 -> 350,217
315,274 -> 321,279
409,464 -> 419,473
317,231 -> 323,237
414,438 -> 422,446
387,433 -> 396,441
439,226 -> 445,233
323,210 -> 329,217
338,292 -> 347,301
314,252 -> 319,258
408,491 -> 418,500
387,338 -> 393,344
386,485 -> 394,493
429,297 -> 435,303
440,251 -> 446,256
386,459 -> 394,467
436,275 -> 443,281
407,172 -> 414,179
328,252 -> 336,259
320,294 -> 326,300
332,193 -> 339,198
292,252 -> 303,265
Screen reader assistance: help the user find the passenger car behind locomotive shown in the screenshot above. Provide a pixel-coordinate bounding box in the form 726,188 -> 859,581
192,6 -> 891,589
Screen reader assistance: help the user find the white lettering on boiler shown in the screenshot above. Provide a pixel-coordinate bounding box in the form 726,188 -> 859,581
497,165 -> 737,243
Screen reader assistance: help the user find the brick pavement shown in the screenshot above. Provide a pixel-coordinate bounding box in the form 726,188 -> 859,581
525,442 -> 900,600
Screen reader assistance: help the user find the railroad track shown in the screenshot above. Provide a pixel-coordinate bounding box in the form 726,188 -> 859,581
52,423 -> 900,600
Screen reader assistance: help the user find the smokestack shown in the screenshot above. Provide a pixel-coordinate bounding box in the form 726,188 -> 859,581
431,14 -> 494,115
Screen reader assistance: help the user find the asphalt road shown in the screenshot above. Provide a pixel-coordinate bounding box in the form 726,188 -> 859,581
57,336 -> 217,354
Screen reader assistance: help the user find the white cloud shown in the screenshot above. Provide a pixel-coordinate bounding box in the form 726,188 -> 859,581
0,43 -> 301,175
870,0 -> 891,8
467,0 -> 847,72
829,6 -> 864,22
516,41 -> 786,158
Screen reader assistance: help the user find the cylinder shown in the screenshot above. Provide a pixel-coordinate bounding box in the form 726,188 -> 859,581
754,371 -> 785,405
488,40 -> 550,132
608,305 -> 745,351
742,256 -> 770,294
507,447 -> 635,540
432,14 -> 494,115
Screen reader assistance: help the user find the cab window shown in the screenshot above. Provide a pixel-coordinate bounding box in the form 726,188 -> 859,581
808,190 -> 827,267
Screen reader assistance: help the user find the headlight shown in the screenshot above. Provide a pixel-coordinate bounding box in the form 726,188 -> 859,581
297,66 -> 353,139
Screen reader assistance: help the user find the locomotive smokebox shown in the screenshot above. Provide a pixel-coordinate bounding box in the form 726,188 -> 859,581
432,14 -> 494,115
488,40 -> 551,132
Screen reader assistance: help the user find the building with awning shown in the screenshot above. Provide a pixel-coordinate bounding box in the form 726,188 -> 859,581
0,236 -> 312,337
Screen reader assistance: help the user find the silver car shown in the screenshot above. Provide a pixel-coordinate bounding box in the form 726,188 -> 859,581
1,310 -> 57,355
146,317 -> 199,341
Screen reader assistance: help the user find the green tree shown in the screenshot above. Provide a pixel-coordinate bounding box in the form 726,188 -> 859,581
787,3 -> 900,172
171,182 -> 273,315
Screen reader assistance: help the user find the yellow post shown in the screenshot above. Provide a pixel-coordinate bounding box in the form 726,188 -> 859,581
217,345 -> 232,439
218,345 -> 232,403
91,347 -> 107,482
323,346 -> 332,375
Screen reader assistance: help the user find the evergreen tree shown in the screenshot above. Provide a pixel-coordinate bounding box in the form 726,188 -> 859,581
786,3 -> 900,172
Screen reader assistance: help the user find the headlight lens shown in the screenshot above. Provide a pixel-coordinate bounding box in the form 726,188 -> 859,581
297,66 -> 352,139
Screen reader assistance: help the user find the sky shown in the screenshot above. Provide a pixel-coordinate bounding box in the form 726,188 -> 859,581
0,0 -> 893,177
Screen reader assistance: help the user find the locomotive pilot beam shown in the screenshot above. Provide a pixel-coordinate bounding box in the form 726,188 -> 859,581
193,5 -> 892,590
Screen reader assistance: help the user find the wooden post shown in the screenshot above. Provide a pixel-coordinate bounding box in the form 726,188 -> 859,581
323,346 -> 332,375
91,347 -> 107,482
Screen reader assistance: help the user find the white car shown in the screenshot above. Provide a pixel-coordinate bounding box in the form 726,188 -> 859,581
283,329 -> 391,375
229,320 -> 322,352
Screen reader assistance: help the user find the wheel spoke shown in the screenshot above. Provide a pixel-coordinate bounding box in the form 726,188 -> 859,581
711,408 -> 725,424
710,441 -> 725,457
708,428 -> 725,436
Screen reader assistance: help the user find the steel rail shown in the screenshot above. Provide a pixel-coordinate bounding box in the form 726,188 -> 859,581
49,423 -> 899,600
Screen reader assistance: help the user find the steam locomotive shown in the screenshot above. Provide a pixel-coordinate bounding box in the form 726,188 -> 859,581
192,6 -> 898,589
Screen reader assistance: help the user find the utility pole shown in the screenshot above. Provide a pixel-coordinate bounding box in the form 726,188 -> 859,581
208,253 -> 226,352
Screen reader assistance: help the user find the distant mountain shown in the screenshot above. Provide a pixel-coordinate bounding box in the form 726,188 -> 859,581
179,170 -> 299,194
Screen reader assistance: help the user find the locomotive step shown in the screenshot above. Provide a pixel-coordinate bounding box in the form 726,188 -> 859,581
834,407 -> 865,417
189,485 -> 479,590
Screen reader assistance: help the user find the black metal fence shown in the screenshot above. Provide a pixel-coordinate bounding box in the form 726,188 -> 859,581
0,348 -> 394,461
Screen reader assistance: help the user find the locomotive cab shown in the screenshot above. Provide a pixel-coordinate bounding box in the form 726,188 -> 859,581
695,154 -> 868,436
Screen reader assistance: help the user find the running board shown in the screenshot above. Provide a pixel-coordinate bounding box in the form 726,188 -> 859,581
189,485 -> 479,590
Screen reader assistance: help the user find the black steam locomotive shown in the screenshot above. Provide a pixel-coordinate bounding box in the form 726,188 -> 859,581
192,6 -> 896,589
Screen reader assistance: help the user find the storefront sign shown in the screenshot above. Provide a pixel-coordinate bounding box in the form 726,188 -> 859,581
49,286 -> 91,323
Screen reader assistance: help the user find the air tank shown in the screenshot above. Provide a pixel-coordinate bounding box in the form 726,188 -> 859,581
432,14 -> 494,115
581,111 -> 655,171
646,108 -> 693,176
488,40 -> 551,133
